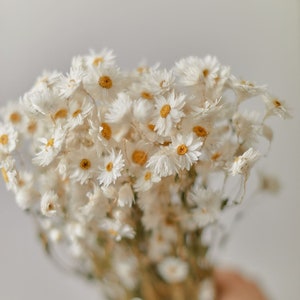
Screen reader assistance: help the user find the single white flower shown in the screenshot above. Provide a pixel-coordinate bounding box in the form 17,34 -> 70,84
152,92 -> 185,136
85,49 -> 116,68
0,122 -> 18,154
157,256 -> 189,283
32,126 -> 66,166
41,190 -> 60,217
171,133 -> 202,171
98,150 -> 124,187
0,156 -> 17,191
263,94 -> 292,119
133,169 -> 161,192
229,148 -> 260,176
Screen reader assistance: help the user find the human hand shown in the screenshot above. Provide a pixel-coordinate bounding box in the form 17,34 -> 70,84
214,270 -> 268,300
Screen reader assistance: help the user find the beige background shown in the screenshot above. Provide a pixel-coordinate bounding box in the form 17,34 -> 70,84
0,0 -> 299,299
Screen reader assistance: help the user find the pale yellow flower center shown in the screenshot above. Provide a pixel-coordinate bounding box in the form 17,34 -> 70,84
193,126 -> 208,138
1,168 -> 9,183
106,162 -> 113,172
132,150 -> 147,166
144,172 -> 152,181
177,144 -> 188,155
46,138 -> 54,147
0,134 -> 9,145
72,109 -> 82,118
211,152 -> 221,161
98,76 -> 113,89
80,159 -> 91,170
101,122 -> 112,140
54,109 -> 68,120
141,91 -> 153,100
160,104 -> 171,118
10,112 -> 21,124
93,56 -> 104,66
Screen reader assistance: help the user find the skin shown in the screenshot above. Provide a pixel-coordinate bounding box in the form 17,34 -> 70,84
214,270 -> 269,300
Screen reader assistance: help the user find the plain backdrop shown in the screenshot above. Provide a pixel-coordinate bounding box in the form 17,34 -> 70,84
0,1 -> 299,299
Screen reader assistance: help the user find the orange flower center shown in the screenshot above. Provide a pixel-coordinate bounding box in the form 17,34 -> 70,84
72,109 -> 82,118
101,123 -> 112,140
160,104 -> 171,118
0,134 -> 9,145
98,76 -> 113,89
147,124 -> 155,131
10,112 -> 21,124
132,150 -> 147,166
27,121 -> 37,134
80,158 -> 91,170
141,91 -> 153,100
273,99 -> 282,107
46,138 -> 54,147
202,69 -> 209,78
193,126 -> 208,137
93,57 -> 104,66
54,109 -> 68,120
211,152 -> 221,161
106,162 -> 113,172
177,144 -> 188,155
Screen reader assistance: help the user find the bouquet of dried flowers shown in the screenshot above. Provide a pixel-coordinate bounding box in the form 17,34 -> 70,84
0,50 -> 290,300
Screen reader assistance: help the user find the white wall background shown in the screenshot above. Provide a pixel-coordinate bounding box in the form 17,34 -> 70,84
0,1 -> 299,299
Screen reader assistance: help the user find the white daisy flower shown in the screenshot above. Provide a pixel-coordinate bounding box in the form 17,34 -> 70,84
229,75 -> 267,101
133,169 -> 161,192
32,126 -> 66,166
171,133 -> 202,171
146,148 -> 177,177
83,64 -> 125,102
263,94 -> 292,119
67,97 -> 94,129
152,91 -> 185,136
40,190 -> 60,217
85,49 -> 116,68
98,150 -> 125,187
57,56 -> 87,98
229,148 -> 260,176
175,55 -> 220,88
0,156 -> 17,191
105,92 -> 133,124
0,101 -> 26,130
67,146 -> 99,184
157,256 -> 189,283
0,122 -> 18,154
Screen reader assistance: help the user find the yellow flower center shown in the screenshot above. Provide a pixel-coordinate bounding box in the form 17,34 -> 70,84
80,158 -> 91,170
1,168 -> 9,183
141,91 -> 153,100
93,56 -> 104,66
144,172 -> 152,181
177,144 -> 188,155
54,109 -> 68,120
147,124 -> 155,131
46,138 -> 54,147
132,150 -> 147,166
106,162 -> 113,172
0,134 -> 9,145
47,202 -> 55,211
202,68 -> 209,78
101,122 -> 112,140
98,76 -> 113,89
211,152 -> 221,161
273,99 -> 282,107
10,112 -> 21,124
72,109 -> 82,118
193,126 -> 208,138
160,104 -> 171,118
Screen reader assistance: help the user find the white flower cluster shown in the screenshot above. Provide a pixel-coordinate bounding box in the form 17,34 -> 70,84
0,49 -> 289,300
